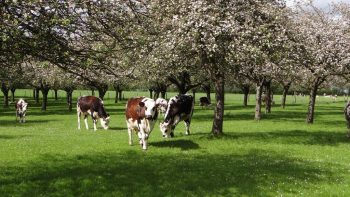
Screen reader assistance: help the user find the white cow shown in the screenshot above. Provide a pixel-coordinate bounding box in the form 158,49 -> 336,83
16,99 -> 28,123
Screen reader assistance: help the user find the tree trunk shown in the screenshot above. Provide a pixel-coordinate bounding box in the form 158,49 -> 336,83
212,73 -> 224,136
114,90 -> 119,103
118,90 -> 122,101
192,89 -> 196,104
255,82 -> 264,121
281,84 -> 290,109
242,86 -> 250,107
54,89 -> 58,100
42,92 -> 48,111
10,87 -> 16,102
91,89 -> 95,96
33,89 -> 36,100
98,88 -> 107,100
1,81 -> 9,108
306,83 -> 319,124
265,80 -> 272,113
3,92 -> 9,108
35,87 -> 40,104
66,90 -> 73,112
113,84 -> 121,103
154,91 -> 160,99
202,84 -> 211,103
243,92 -> 248,107
149,89 -> 153,99
160,91 -> 166,98
68,92 -> 73,111
41,86 -> 50,111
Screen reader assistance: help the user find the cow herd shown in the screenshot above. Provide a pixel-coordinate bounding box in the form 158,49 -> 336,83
15,93 -> 350,150
15,94 -> 198,150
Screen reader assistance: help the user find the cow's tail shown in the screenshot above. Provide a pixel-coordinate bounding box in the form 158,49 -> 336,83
77,96 -> 82,111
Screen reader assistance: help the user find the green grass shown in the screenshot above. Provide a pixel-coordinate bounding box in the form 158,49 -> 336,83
1,90 -> 350,196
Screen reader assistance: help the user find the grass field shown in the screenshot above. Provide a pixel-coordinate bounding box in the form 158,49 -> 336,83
0,90 -> 350,196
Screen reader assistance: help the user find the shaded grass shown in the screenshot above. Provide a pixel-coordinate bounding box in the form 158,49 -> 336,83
1,91 -> 350,196
0,150 -> 342,197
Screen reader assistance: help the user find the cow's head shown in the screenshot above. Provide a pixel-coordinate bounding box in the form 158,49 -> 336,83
140,99 -> 158,120
160,121 -> 172,138
100,114 -> 110,130
156,98 -> 168,113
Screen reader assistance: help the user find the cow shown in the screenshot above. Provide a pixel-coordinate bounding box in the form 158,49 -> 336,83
77,96 -> 110,131
160,94 -> 194,138
16,99 -> 28,123
199,97 -> 211,108
125,97 -> 160,150
156,98 -> 168,114
344,102 -> 350,138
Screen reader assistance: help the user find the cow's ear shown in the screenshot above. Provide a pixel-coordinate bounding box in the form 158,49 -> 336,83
139,102 -> 145,107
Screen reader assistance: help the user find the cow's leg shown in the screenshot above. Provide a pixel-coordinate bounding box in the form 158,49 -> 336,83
139,128 -> 147,150
16,111 -> 18,122
84,115 -> 89,130
138,131 -> 143,146
77,111 -> 81,129
22,113 -> 26,123
170,116 -> 181,137
128,129 -> 133,145
90,111 -> 98,131
19,113 -> 23,123
142,133 -> 148,150
127,125 -> 133,145
170,125 -> 175,137
93,118 -> 97,131
184,119 -> 191,135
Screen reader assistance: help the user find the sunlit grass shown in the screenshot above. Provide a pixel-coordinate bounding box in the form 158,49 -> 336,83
0,90 -> 350,196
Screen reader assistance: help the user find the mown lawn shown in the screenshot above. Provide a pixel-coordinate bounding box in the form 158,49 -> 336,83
0,90 -> 350,196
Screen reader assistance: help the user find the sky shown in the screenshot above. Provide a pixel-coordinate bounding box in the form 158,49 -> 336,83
286,0 -> 349,9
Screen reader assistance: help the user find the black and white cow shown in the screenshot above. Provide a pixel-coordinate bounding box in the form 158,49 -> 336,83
160,94 -> 194,138
125,97 -> 160,150
199,97 -> 211,108
344,102 -> 350,138
16,99 -> 28,123
77,96 -> 110,131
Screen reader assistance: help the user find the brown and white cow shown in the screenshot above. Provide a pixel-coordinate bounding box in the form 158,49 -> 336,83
125,97 -> 160,150
160,94 -> 194,138
16,98 -> 28,123
77,96 -> 110,131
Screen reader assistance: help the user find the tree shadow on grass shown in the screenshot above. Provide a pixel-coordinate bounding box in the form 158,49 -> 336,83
0,120 -> 55,127
150,139 -> 200,150
0,134 -> 32,140
204,130 -> 350,146
0,150 -> 342,196
108,126 -> 126,131
194,106 -> 344,124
